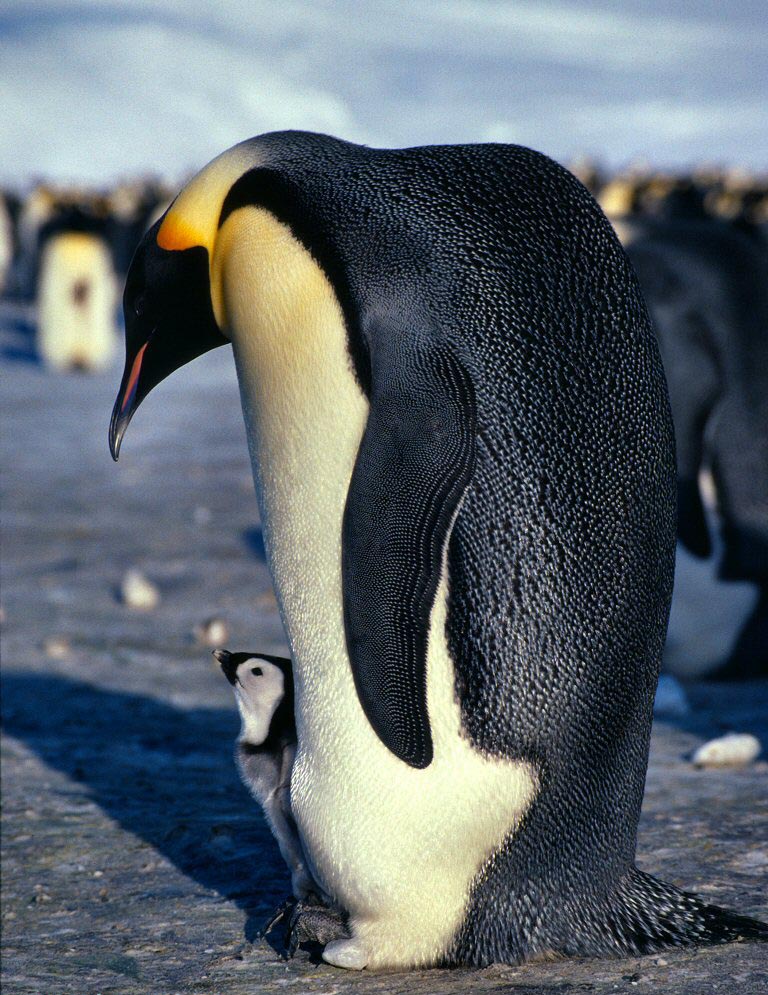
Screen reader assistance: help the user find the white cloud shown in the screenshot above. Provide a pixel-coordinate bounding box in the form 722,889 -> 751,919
1,0 -> 765,183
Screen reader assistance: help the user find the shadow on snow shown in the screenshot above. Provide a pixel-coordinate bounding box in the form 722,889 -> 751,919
1,671 -> 289,946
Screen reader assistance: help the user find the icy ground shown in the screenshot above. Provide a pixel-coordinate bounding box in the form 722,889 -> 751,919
1,303 -> 766,993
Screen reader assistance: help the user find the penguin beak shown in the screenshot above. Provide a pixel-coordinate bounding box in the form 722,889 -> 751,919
109,334 -> 153,461
213,649 -> 239,686
108,230 -> 227,462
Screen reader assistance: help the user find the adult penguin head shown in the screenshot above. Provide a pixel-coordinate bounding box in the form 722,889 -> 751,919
108,142 -> 258,459
108,219 -> 226,459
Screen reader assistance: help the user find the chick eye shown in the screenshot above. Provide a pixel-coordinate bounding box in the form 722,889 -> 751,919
251,667 -> 263,677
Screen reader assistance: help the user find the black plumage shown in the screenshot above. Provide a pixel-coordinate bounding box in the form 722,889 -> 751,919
116,131 -> 767,965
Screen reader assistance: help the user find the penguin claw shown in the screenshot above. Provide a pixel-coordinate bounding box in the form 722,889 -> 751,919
283,898 -> 351,959
257,896 -> 296,940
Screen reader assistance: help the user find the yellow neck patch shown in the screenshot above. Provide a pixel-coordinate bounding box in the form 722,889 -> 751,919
156,213 -> 204,252
155,139 -> 264,257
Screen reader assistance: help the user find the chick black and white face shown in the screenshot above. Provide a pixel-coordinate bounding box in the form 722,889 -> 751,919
215,650 -> 286,746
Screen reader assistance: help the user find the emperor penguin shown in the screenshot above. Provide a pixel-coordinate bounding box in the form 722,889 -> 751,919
215,647 -> 349,953
616,214 -> 768,678
0,191 -> 14,297
109,131 -> 768,969
14,183 -> 58,300
214,648 -> 317,901
37,229 -> 118,371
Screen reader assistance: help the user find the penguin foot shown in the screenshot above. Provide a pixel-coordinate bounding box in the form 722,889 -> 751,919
322,937 -> 368,970
257,896 -> 296,940
284,898 -> 350,959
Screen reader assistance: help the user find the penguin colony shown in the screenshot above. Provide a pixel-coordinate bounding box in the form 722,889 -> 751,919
109,131 -> 768,969
0,180 -> 172,370
587,164 -> 768,679
2,164 -> 766,381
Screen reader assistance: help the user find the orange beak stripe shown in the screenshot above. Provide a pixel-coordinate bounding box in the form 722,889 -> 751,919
121,340 -> 149,414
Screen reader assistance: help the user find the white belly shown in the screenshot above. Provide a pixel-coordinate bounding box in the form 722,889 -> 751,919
218,206 -> 536,967
37,232 -> 117,371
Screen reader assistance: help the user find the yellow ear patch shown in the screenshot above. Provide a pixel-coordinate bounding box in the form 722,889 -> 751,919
154,139 -> 264,256
156,212 -> 204,252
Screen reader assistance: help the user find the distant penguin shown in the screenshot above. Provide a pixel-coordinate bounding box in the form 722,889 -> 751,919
706,174 -> 768,247
598,173 -> 644,220
0,192 -> 14,297
618,215 -> 768,678
110,131 -> 768,969
214,648 -> 318,901
37,230 -> 117,371
14,184 -> 57,300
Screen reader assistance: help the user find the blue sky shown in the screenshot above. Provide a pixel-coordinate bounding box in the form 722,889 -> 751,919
3,0 -> 766,184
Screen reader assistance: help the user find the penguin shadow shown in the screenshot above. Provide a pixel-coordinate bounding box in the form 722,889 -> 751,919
720,589 -> 768,680
1,672 -> 289,951
653,677 -> 768,760
242,526 -> 267,562
0,312 -> 39,364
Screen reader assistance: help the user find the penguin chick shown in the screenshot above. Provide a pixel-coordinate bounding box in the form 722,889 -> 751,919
214,648 -> 315,900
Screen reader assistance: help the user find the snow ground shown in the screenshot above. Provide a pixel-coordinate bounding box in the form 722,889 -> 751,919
1,297 -> 767,994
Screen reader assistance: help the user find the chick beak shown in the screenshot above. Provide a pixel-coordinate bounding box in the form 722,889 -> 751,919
213,649 -> 239,686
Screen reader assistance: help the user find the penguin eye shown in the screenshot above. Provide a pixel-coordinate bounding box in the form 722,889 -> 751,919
251,667 -> 263,677
134,295 -> 146,317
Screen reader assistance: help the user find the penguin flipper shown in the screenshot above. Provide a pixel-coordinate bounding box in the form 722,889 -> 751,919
342,337 -> 476,769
